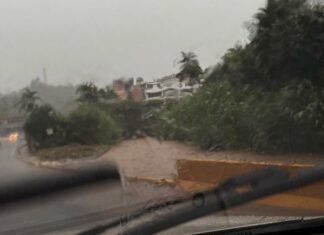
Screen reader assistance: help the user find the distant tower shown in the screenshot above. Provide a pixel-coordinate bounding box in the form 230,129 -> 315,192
43,68 -> 47,83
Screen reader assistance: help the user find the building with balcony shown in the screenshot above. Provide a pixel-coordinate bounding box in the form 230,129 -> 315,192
144,75 -> 199,100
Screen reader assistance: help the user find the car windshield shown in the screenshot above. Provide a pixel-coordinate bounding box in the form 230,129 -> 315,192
0,0 -> 324,234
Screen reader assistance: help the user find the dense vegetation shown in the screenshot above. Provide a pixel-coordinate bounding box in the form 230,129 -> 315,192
21,83 -> 164,152
161,0 -> 324,153
67,104 -> 121,145
22,83 -> 121,151
24,104 -> 67,150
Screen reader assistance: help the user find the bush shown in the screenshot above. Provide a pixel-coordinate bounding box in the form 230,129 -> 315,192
103,99 -> 185,139
67,104 -> 121,145
24,104 -> 67,150
168,81 -> 251,150
106,100 -> 143,138
142,100 -> 188,140
190,1 -> 324,153
163,80 -> 324,153
251,81 -> 324,153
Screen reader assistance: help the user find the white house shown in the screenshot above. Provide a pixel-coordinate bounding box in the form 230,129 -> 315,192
144,75 -> 200,100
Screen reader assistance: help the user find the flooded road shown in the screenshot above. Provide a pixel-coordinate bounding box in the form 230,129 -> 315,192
0,137 -> 123,234
0,136 -> 320,234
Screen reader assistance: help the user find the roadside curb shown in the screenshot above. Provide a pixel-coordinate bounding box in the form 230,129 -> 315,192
15,145 -> 103,173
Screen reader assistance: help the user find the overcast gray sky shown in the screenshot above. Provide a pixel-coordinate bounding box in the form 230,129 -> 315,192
0,0 -> 265,93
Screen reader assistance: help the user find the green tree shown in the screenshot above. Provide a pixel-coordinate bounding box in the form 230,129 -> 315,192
251,0 -> 324,86
76,82 -> 100,103
16,88 -> 40,113
107,100 -> 143,138
176,51 -> 203,85
98,86 -> 118,101
24,104 -> 67,150
208,0 -> 324,88
207,45 -> 258,86
0,97 -> 9,119
67,104 -> 121,145
76,82 -> 117,104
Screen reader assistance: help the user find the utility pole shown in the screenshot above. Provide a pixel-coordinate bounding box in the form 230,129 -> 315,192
43,68 -> 47,83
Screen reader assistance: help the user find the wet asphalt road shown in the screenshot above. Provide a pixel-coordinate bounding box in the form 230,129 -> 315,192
0,137 -> 318,235
0,138 -> 125,234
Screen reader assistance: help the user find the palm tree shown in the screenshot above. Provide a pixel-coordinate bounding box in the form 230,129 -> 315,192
16,88 -> 40,113
176,51 -> 203,85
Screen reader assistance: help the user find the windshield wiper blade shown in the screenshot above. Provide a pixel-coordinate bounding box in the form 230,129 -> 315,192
192,216 -> 324,235
76,196 -> 185,235
78,167 -> 286,235
0,163 -> 120,208
117,166 -> 324,235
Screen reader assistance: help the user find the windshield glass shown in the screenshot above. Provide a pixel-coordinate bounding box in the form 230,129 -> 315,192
0,0 -> 324,234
